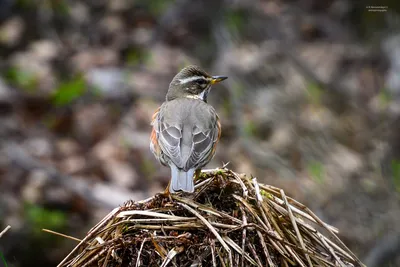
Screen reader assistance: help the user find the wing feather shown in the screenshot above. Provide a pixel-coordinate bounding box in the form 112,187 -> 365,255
153,99 -> 220,171
185,122 -> 219,170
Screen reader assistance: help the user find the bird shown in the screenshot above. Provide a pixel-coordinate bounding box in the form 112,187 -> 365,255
150,65 -> 227,194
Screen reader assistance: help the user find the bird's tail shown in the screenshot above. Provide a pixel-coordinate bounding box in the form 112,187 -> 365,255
170,165 -> 195,193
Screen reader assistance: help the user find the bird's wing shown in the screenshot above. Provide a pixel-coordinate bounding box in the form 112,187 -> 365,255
155,100 -> 220,171
154,101 -> 184,167
185,115 -> 220,170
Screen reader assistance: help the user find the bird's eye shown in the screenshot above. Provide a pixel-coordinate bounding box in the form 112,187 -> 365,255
196,79 -> 207,85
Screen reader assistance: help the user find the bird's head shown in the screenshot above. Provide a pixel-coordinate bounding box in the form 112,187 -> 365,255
166,65 -> 227,102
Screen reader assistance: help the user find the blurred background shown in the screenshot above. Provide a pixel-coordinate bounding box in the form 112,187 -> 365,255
0,0 -> 399,266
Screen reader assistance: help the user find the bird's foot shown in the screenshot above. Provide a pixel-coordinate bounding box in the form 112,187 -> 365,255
157,182 -> 173,202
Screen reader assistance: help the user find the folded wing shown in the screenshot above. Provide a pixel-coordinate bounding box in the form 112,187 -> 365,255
153,100 -> 220,171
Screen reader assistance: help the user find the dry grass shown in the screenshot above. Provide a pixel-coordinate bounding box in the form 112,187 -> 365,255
57,168 -> 364,267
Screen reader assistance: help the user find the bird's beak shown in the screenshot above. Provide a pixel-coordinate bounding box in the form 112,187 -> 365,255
211,76 -> 228,84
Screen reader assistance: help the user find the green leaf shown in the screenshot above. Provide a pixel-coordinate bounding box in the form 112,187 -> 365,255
52,77 -> 86,106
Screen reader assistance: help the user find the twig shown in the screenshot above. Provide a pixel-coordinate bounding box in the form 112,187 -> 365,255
229,170 -> 248,197
281,189 -> 312,267
102,249 -> 112,267
222,236 -> 258,266
0,225 -> 11,239
248,243 -> 263,267
42,229 -> 81,242
318,232 -> 345,267
160,246 -> 184,267
210,239 -> 217,267
240,206 -> 247,267
257,230 -> 276,267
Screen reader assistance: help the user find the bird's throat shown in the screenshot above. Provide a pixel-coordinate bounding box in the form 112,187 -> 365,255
185,89 -> 209,102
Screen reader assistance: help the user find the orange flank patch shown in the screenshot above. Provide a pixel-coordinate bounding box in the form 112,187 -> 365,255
151,106 -> 160,123
151,107 -> 161,155
150,128 -> 161,155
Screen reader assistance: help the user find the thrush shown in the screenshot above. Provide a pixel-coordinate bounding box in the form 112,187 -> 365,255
150,65 -> 227,193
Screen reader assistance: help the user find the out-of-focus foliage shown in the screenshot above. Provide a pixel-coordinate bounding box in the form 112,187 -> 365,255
25,204 -> 67,236
5,67 -> 38,92
52,77 -> 86,106
307,161 -> 325,184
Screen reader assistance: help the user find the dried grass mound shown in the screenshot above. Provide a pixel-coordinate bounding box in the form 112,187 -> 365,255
58,168 -> 364,267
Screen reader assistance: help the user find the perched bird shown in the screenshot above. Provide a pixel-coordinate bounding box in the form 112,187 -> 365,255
150,65 -> 227,193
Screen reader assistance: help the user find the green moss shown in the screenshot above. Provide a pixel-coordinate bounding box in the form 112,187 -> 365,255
260,189 -> 272,199
216,169 -> 224,175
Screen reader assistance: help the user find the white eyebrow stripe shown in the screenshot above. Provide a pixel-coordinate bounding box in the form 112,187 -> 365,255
178,76 -> 207,84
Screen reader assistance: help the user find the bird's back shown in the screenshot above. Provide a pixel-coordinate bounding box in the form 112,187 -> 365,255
158,98 -> 219,170
161,98 -> 216,130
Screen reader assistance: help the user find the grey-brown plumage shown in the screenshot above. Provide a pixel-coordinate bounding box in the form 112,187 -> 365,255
150,65 -> 227,193
167,66 -> 212,101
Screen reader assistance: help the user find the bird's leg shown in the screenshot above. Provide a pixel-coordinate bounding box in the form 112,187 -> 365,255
163,180 -> 171,196
158,180 -> 174,202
